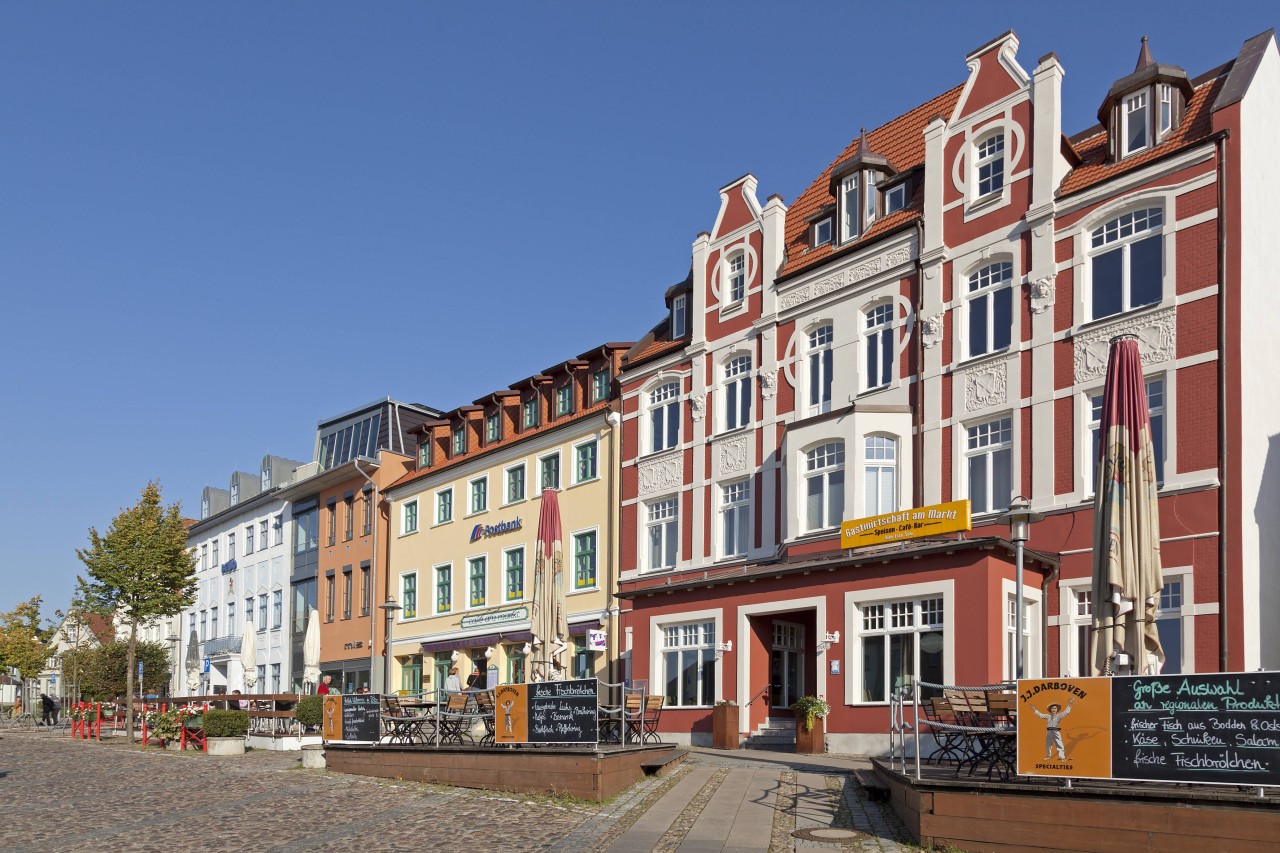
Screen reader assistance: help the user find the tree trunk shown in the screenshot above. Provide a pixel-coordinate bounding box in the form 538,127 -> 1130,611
125,619 -> 136,743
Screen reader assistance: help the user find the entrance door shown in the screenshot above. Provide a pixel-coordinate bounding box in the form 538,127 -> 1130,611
770,622 -> 804,710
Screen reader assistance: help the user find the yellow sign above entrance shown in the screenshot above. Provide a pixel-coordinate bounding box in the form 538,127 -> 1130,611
839,499 -> 972,549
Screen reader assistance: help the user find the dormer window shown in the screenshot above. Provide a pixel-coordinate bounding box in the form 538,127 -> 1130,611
230,481 -> 239,505
201,496 -> 210,519
1100,38 -> 1192,164
486,413 -> 501,444
831,129 -> 895,245
884,184 -> 906,215
671,294 -> 687,337
841,175 -> 860,242
975,133 -> 1005,197
812,217 -> 832,247
418,439 -> 432,469
1123,92 -> 1149,155
523,397 -> 539,429
261,467 -> 271,491
1159,84 -> 1173,133
452,425 -> 465,457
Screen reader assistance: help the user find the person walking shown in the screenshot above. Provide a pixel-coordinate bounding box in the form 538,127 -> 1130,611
40,693 -> 56,726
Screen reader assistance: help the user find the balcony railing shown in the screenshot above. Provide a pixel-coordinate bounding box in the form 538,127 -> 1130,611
202,636 -> 243,657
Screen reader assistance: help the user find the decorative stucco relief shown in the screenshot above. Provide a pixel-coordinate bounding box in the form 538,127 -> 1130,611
717,435 -> 749,476
637,453 -> 683,498
921,313 -> 945,349
959,357 -> 1012,412
1073,308 -> 1176,383
1030,276 -> 1055,315
776,245 -> 916,312
759,370 -> 778,399
690,395 -> 706,421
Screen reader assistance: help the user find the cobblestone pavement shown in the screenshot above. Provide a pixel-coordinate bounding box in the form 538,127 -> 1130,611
0,732 -> 916,852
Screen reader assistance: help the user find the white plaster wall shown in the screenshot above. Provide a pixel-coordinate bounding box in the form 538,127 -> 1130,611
1237,37 -> 1280,671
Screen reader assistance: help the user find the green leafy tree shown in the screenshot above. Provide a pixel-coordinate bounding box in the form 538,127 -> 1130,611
66,640 -> 172,700
0,597 -> 50,696
77,482 -> 196,740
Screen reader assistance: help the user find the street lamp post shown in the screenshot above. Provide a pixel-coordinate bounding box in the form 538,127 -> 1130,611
998,496 -> 1043,681
378,597 -> 401,695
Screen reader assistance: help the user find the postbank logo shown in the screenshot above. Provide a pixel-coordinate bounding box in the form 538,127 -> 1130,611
469,517 -> 523,543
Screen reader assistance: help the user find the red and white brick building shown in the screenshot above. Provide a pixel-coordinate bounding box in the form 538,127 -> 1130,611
615,29 -> 1280,751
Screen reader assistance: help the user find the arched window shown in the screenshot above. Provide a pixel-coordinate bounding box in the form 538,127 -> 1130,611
722,356 -> 752,431
966,262 -> 1013,358
1089,207 -> 1163,320
804,442 -> 845,532
864,303 -> 894,390
974,131 -> 1005,198
807,325 -> 834,413
648,382 -> 681,454
864,436 -> 897,516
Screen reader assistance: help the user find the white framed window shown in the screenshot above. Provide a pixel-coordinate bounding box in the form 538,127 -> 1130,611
965,417 -> 1012,514
857,596 -> 945,703
813,217 -> 833,247
228,532 -> 235,560
661,621 -> 717,707
864,303 -> 894,390
573,529 -> 598,589
574,439 -> 598,484
538,451 -> 561,493
212,540 -> 219,566
467,556 -> 486,608
841,174 -> 860,242
272,589 -> 282,629
807,325 -> 834,414
201,544 -> 208,570
1067,588 -> 1094,678
864,170 -> 878,224
1005,592 -> 1031,681
401,572 -> 418,619
505,463 -> 526,504
726,252 -> 746,304
209,606 -> 218,639
259,520 -> 269,549
504,546 -> 525,601
226,604 -> 235,638
1089,207 -> 1163,321
648,381 -> 681,454
258,594 -> 268,632
804,442 -> 845,532
966,262 -> 1013,358
646,497 -> 679,571
1156,578 -> 1186,674
231,481 -> 239,504
1159,84 -> 1173,134
671,294 -> 688,338
1123,91 -> 1149,156
402,499 -> 419,534
245,524 -> 255,555
469,476 -> 488,515
434,563 -> 452,614
974,132 -> 1005,198
863,436 -> 897,516
436,488 -> 453,524
261,467 -> 271,491
884,183 -> 907,215
720,479 -> 751,558
722,355 -> 752,431
1088,377 -> 1166,491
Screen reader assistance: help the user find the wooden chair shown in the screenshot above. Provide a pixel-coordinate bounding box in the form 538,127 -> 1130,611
920,698 -> 966,766
641,695 -> 664,744
622,691 -> 645,743
437,693 -> 472,745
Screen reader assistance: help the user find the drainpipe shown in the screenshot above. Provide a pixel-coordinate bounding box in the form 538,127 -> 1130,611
914,220 -> 927,505
354,459 -> 381,691
606,408 -> 622,685
1215,130 -> 1230,672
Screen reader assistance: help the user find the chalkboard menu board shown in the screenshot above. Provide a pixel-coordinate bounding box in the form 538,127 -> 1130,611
341,693 -> 381,742
1112,672 -> 1280,786
494,679 -> 598,744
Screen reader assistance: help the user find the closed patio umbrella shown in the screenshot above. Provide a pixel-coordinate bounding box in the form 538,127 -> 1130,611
184,629 -> 201,693
302,608 -> 321,691
530,489 -> 569,679
240,627 -> 257,691
1091,335 -> 1165,676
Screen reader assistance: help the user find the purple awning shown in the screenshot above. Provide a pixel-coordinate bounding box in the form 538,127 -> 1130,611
419,630 -> 532,655
568,621 -> 601,636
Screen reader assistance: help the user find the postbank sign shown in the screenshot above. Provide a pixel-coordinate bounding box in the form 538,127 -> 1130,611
840,499 -> 971,549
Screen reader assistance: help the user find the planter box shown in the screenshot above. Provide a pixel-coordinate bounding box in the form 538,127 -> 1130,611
796,717 -> 826,754
165,740 -> 183,751
207,737 -> 245,756
712,705 -> 740,750
301,744 -> 326,770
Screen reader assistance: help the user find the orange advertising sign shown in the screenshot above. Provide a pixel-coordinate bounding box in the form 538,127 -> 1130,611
321,694 -> 343,742
840,500 -> 971,549
1016,678 -> 1112,779
494,684 -> 529,744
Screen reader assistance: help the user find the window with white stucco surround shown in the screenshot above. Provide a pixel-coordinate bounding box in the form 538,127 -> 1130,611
807,324 -> 834,414
803,442 -> 845,533
1088,207 -> 1164,322
646,496 -> 679,571
965,262 -> 1013,359
847,581 -> 953,705
646,381 -> 681,455
721,354 -> 752,432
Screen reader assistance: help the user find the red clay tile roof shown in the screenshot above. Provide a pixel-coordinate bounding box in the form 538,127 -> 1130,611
623,336 -> 686,368
779,84 -> 965,280
1058,70 -> 1227,197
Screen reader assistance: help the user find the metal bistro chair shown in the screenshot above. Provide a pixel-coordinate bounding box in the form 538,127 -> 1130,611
640,695 -> 664,744
474,690 -> 497,746
621,690 -> 645,744
921,697 -> 967,766
436,693 -> 472,745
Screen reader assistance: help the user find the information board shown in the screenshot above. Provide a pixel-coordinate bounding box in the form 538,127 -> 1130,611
494,678 -> 598,744
1017,673 -> 1280,787
1111,672 -> 1280,786
340,693 -> 381,742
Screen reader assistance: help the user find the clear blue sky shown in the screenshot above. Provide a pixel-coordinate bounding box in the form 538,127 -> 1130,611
1,2 -> 1273,618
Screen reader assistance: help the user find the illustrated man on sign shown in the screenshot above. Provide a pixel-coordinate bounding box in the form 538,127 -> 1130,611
1031,697 -> 1075,760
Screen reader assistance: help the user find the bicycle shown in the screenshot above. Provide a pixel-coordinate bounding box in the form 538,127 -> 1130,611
0,712 -> 37,731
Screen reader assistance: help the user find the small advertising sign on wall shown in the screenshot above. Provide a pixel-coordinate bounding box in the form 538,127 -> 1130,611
587,629 -> 607,652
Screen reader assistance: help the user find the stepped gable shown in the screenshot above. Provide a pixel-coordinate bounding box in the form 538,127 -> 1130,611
779,84 -> 964,280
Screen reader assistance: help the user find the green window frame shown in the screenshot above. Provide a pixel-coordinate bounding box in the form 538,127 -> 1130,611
437,489 -> 453,524
452,426 -> 466,456
507,465 -> 525,503
575,440 -> 598,483
556,384 -> 573,416
403,500 -> 418,534
540,454 -> 560,491
470,477 -> 487,514
574,531 -> 597,589
592,368 -> 610,403
468,557 -> 487,608
435,565 -> 452,614
523,398 -> 539,429
487,413 -> 501,443
402,574 -> 417,619
505,548 -> 525,601
418,441 -> 432,468
507,646 -> 526,684
401,655 -> 423,694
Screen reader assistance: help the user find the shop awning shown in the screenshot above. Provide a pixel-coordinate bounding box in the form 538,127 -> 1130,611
419,630 -> 532,654
568,621 -> 601,636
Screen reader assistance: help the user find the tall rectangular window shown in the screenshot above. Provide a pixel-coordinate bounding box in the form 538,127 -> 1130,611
325,578 -> 334,621
344,497 -> 354,541
403,500 -> 419,534
453,426 -> 466,456
402,574 -> 417,619
662,621 -> 716,707
245,524 -> 255,555
270,663 -> 280,694
260,520 -> 269,549
523,398 -> 539,429
468,557 -> 486,608
805,442 -> 845,531
1089,378 -> 1166,489
272,590 -> 282,629
342,569 -> 352,619
966,417 -> 1013,514
259,593 -> 269,631
864,436 -> 897,516
470,477 -> 487,514
575,440 -> 598,484
363,494 -> 372,536
858,597 -> 945,702
808,326 -> 833,413
256,664 -> 266,693
245,597 -> 254,630
435,565 -> 452,614
360,565 -> 370,616
865,304 -> 894,390
418,440 -> 432,469
487,413 -> 501,444
507,464 -> 526,503
1123,91 -> 1149,155
574,531 -> 597,589
209,606 -> 218,639
540,453 -> 560,491
723,356 -> 752,431
556,384 -> 573,416
592,368 -> 610,403
649,382 -> 681,453
671,294 -> 687,338
721,480 -> 750,558
505,548 -> 525,601
327,502 -> 337,546
437,489 -> 453,524
727,253 -> 746,303
841,174 -> 860,241
647,498 -> 678,570
1089,208 -> 1163,321
202,545 -> 208,570
975,133 -> 1005,196
213,540 -> 219,567
966,262 -> 1013,358
227,603 -> 235,638
274,515 -> 284,546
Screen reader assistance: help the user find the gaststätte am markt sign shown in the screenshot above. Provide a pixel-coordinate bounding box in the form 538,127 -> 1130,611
840,499 -> 972,549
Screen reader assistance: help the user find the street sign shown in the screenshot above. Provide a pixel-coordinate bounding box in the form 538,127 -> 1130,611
203,657 -> 211,673
138,661 -> 144,678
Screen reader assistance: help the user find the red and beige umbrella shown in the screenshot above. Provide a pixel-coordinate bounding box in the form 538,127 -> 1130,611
1091,335 -> 1164,676
530,489 -> 569,680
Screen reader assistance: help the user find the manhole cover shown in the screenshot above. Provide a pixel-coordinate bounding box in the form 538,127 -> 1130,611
791,828 -> 868,841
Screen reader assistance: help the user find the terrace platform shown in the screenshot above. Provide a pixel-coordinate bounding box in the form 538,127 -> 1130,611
324,742 -> 686,802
